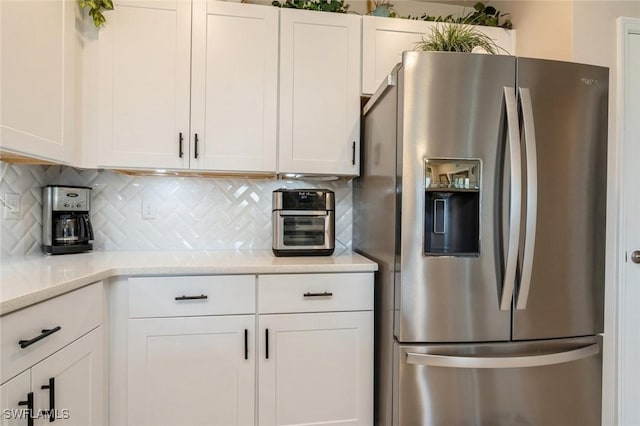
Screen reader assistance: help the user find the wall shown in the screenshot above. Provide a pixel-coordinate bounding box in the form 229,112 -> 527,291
570,4 -> 640,426
490,0 -> 573,60
0,162 -> 353,260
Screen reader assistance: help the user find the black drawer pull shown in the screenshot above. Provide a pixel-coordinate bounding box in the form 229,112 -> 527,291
175,294 -> 208,301
352,141 -> 356,165
19,326 -> 62,349
18,391 -> 34,426
41,377 -> 55,422
244,329 -> 248,360
265,329 -> 269,360
303,291 -> 333,298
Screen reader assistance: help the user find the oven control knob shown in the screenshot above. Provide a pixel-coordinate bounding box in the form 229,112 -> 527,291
64,203 -> 69,207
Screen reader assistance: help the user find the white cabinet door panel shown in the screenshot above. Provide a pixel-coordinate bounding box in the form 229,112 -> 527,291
191,1 -> 278,172
0,0 -> 77,163
258,311 -> 373,426
278,9 -> 361,176
97,0 -> 191,169
30,327 -> 103,425
0,370 -> 31,426
128,315 -> 255,426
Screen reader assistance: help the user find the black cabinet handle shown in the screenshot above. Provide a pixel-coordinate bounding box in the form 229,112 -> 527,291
352,141 -> 356,165
174,294 -> 208,301
179,132 -> 184,158
18,392 -> 34,426
303,291 -> 333,297
41,377 -> 55,422
19,326 -> 62,349
244,329 -> 248,360
265,329 -> 269,360
194,133 -> 199,159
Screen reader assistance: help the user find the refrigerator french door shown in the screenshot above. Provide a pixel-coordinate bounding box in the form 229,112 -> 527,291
355,51 -> 608,426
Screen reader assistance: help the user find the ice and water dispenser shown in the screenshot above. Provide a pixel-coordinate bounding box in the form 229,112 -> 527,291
424,159 -> 480,256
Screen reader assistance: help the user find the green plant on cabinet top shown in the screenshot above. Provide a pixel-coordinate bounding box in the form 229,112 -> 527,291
408,2 -> 513,29
271,0 -> 350,13
78,0 -> 114,28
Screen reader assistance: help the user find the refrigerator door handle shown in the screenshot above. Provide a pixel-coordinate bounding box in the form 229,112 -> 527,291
516,88 -> 538,310
501,87 -> 522,311
406,344 -> 599,369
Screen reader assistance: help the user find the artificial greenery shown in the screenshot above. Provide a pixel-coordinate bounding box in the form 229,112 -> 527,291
414,23 -> 502,54
408,2 -> 512,29
271,0 -> 350,13
78,0 -> 114,28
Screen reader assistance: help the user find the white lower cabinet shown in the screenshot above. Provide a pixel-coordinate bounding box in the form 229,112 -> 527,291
257,273 -> 374,426
0,283 -> 104,426
258,312 -> 373,426
0,327 -> 103,426
127,316 -> 255,426
122,273 -> 373,426
125,275 -> 257,426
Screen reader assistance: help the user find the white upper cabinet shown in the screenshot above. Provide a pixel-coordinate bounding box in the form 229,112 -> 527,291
278,9 -> 361,176
362,16 -> 516,94
96,0 -> 192,169
93,0 -> 278,172
190,1 -> 278,172
0,0 -> 78,164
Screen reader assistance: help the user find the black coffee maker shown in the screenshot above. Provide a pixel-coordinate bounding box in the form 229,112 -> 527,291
42,185 -> 94,255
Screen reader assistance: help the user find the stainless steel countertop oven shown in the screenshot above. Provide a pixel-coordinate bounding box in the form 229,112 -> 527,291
272,189 -> 335,256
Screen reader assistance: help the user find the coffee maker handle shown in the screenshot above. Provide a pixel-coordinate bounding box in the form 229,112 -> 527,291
84,215 -> 94,242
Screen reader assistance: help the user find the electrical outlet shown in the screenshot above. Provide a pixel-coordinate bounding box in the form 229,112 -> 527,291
3,193 -> 20,220
141,198 -> 157,220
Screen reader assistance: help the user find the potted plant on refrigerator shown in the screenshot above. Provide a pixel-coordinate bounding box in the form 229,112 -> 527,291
414,23 -> 502,54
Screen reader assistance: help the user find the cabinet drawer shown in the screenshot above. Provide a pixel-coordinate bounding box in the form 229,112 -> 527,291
128,275 -> 255,318
258,273 -> 373,314
0,282 -> 103,385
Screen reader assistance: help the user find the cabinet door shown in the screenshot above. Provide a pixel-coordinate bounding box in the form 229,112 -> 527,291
278,9 -> 361,176
258,312 -> 373,426
96,0 -> 191,169
0,0 -> 77,163
191,1 -> 278,173
30,327 -> 103,425
128,315 -> 255,426
0,370 -> 31,426
361,16 -> 516,94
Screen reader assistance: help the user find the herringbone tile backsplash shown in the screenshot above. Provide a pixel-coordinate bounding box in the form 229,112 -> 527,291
0,162 -> 352,260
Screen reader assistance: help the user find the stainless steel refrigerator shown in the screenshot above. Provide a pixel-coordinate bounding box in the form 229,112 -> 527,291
354,52 -> 608,425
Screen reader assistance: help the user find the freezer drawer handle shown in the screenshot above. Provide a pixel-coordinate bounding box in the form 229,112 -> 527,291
406,344 -> 599,369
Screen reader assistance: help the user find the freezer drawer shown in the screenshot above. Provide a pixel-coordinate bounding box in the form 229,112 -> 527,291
394,336 -> 602,426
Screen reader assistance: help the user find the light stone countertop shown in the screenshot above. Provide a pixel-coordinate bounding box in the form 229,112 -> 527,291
0,249 -> 378,316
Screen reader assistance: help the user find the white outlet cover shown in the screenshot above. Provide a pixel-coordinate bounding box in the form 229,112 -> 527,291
141,198 -> 157,220
3,193 -> 20,220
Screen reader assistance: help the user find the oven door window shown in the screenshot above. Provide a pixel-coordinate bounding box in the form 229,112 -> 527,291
283,217 -> 325,246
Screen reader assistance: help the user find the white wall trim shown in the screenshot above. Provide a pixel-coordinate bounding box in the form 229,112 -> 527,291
611,16 -> 640,426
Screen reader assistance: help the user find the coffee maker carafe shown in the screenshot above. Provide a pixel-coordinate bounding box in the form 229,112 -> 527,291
42,185 -> 94,255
